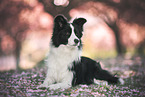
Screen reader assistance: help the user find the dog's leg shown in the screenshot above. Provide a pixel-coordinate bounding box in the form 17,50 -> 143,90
48,72 -> 73,89
48,82 -> 71,90
94,79 -> 108,85
39,72 -> 54,88
39,78 -> 53,88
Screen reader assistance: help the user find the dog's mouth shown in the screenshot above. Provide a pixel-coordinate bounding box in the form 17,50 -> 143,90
67,43 -> 79,47
70,43 -> 80,46
72,44 -> 78,46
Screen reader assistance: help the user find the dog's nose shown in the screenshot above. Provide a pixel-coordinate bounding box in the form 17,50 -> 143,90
74,39 -> 79,44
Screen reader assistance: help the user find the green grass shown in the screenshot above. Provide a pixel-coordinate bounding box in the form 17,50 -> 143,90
0,56 -> 145,96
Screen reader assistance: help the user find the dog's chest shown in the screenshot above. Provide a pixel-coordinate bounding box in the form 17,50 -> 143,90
46,45 -> 81,70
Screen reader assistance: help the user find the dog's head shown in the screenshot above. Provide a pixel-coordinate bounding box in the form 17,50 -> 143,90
51,15 -> 87,48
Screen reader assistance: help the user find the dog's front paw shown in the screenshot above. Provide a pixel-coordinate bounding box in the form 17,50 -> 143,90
48,83 -> 71,90
38,83 -> 48,89
48,84 -> 60,90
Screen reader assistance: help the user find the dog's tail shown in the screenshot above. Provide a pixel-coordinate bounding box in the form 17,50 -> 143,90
94,62 -> 124,85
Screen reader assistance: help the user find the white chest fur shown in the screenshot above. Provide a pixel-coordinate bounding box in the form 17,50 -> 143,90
45,44 -> 81,83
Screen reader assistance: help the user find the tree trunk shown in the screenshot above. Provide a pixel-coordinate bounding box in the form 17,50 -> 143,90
15,41 -> 21,70
137,39 -> 145,55
106,20 -> 126,55
0,38 -> 2,55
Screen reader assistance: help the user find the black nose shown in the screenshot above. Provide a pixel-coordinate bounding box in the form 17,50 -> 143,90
74,39 -> 79,44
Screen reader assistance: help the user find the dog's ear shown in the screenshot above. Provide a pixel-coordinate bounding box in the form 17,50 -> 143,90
54,15 -> 68,30
73,18 -> 87,28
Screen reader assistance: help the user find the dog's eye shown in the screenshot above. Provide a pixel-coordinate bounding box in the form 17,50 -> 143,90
74,29 -> 82,38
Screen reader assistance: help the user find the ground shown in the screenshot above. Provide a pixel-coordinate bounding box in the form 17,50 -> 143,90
0,55 -> 145,97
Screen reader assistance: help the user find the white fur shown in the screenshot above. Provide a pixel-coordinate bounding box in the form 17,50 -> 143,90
39,28 -> 81,89
119,78 -> 124,85
94,79 -> 108,86
40,44 -> 81,89
39,22 -> 124,89
68,24 -> 80,46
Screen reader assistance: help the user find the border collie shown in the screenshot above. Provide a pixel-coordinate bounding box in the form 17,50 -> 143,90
39,15 -> 124,89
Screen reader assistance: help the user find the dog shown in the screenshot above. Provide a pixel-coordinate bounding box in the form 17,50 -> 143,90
39,15 -> 124,89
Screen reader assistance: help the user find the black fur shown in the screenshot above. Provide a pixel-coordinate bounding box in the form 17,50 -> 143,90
71,57 -> 119,86
52,15 -> 86,49
52,15 -> 71,47
50,15 -> 122,88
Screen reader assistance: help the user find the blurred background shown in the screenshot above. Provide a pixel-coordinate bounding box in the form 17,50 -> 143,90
0,0 -> 144,71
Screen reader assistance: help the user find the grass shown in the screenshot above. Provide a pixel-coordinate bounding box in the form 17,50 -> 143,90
0,55 -> 145,97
